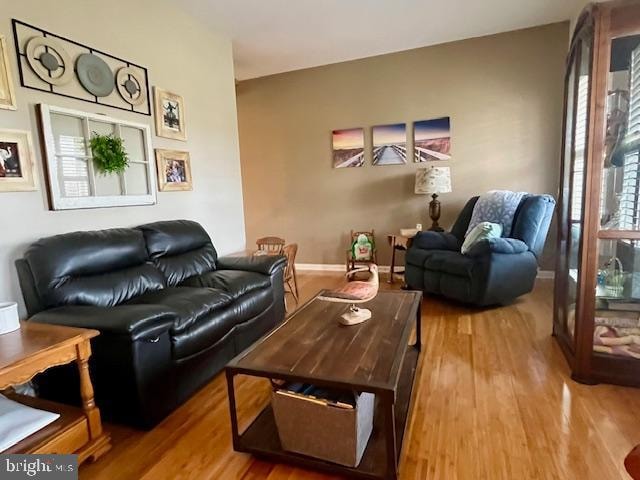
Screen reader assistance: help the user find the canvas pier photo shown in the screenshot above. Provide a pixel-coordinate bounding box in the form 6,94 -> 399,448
373,123 -> 407,165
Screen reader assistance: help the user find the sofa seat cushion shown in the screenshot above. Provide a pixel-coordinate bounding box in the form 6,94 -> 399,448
229,286 -> 273,323
424,251 -> 476,278
171,287 -> 274,360
128,287 -> 233,334
181,270 -> 271,299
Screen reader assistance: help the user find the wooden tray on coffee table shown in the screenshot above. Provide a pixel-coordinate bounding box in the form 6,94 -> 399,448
225,290 -> 422,480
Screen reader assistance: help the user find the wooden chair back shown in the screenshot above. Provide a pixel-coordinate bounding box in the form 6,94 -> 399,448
283,243 -> 298,282
256,236 -> 285,255
350,229 -> 376,245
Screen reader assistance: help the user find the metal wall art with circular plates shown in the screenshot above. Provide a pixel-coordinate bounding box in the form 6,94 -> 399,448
24,36 -> 73,86
76,53 -> 115,97
116,67 -> 147,106
13,19 -> 151,116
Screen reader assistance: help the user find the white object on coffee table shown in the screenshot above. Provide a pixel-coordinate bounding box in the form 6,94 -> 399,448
0,302 -> 19,335
318,265 -> 379,326
339,305 -> 372,325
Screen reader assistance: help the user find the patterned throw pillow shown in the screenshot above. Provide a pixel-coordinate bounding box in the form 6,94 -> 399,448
461,222 -> 503,255
465,190 -> 526,237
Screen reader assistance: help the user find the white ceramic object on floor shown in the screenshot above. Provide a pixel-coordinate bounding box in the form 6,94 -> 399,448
0,302 -> 19,335
339,306 -> 372,326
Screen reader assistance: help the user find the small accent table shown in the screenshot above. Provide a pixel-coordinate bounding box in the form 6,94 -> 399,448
387,234 -> 415,284
0,322 -> 111,463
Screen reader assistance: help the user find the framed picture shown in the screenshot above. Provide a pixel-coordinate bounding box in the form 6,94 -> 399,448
155,149 -> 192,191
154,87 -> 186,141
0,129 -> 36,192
0,35 -> 17,110
372,123 -> 407,165
332,128 -> 365,168
413,117 -> 451,162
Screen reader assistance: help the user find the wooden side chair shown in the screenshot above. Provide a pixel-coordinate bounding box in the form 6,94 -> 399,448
346,230 -> 377,277
256,236 -> 285,255
283,243 -> 299,310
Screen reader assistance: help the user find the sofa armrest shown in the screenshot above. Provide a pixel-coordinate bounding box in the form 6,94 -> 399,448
412,231 -> 460,251
216,255 -> 287,275
29,304 -> 176,341
466,238 -> 529,257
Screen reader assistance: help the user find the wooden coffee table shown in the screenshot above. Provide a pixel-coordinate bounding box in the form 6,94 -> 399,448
225,289 -> 422,480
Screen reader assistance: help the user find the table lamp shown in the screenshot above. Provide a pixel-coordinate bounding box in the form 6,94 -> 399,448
414,166 -> 452,232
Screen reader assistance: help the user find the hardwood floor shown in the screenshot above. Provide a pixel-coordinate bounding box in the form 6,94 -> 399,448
80,273 -> 640,480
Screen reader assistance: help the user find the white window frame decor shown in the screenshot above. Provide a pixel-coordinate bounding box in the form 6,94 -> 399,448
39,103 -> 157,210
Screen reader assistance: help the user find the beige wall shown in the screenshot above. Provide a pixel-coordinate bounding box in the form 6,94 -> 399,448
0,0 -> 244,315
237,22 -> 569,271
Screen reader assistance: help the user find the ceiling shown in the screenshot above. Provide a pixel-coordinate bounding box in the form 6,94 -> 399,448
180,0 -> 586,80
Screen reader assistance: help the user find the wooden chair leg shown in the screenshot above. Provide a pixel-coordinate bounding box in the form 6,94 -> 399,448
292,268 -> 300,301
287,279 -> 298,303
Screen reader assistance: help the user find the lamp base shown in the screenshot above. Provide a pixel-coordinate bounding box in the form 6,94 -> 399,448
428,193 -> 443,231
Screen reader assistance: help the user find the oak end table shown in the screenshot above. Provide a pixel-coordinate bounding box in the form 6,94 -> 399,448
387,233 -> 416,285
0,321 -> 111,463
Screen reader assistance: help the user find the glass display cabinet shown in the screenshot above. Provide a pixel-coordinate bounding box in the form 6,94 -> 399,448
554,0 -> 640,386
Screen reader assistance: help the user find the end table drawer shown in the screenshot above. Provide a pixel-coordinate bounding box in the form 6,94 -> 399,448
33,417 -> 89,455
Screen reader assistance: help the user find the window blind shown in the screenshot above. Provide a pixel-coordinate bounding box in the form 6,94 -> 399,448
571,75 -> 590,221
57,135 -> 90,198
620,44 -> 640,230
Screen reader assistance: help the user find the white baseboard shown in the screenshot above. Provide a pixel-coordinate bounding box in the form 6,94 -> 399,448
537,270 -> 555,280
296,263 -> 555,279
296,263 -> 391,273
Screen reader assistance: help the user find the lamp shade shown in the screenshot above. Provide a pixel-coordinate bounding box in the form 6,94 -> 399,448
415,166 -> 452,194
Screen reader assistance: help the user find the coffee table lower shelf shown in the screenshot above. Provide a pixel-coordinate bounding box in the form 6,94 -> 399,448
231,348 -> 419,480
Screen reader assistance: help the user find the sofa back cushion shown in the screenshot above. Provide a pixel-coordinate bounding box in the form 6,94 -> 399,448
511,194 -> 556,259
24,228 -> 165,309
138,220 -> 217,286
451,197 -> 479,241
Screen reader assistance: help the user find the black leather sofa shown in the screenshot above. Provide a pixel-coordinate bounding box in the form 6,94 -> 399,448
15,220 -> 286,428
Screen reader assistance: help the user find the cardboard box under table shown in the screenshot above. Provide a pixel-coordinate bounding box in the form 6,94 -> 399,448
271,387 -> 375,467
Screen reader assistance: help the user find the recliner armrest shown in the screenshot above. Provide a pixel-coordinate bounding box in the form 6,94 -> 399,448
29,304 -> 176,341
466,238 -> 529,257
216,255 -> 286,275
412,231 -> 460,251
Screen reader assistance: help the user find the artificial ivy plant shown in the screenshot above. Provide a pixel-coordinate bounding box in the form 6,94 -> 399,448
89,132 -> 129,175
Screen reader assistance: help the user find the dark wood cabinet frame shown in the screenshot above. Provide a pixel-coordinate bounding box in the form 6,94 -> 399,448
554,0 -> 640,387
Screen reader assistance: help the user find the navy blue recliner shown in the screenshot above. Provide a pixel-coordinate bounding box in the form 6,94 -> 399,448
405,194 -> 555,306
